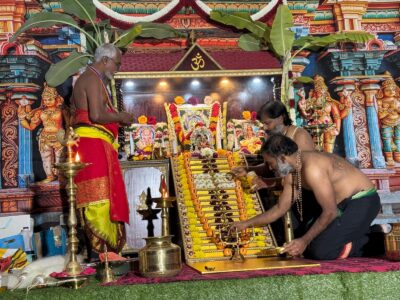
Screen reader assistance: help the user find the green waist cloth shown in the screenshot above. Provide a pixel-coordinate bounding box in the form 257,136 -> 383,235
351,187 -> 377,200
336,187 -> 378,218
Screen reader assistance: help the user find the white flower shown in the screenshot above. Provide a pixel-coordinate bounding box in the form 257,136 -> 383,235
200,147 -> 214,158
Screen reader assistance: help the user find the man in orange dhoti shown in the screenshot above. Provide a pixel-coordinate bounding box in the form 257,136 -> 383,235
71,44 -> 133,257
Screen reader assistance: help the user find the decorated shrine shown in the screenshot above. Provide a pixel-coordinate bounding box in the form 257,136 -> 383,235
1,0 -> 400,298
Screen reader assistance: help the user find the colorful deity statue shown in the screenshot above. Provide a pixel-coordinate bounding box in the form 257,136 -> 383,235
17,83 -> 65,183
298,75 -> 342,153
376,72 -> 400,166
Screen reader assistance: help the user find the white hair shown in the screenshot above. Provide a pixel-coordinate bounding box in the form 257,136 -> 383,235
94,43 -> 120,62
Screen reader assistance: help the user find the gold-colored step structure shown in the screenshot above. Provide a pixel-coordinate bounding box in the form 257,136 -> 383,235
171,151 -> 319,273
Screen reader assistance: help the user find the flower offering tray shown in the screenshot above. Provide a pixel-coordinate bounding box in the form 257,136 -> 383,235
171,151 -> 278,263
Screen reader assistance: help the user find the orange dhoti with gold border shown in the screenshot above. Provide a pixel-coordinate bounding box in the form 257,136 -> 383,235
73,109 -> 129,253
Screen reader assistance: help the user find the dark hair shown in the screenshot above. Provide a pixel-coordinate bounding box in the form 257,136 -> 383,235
260,134 -> 298,157
258,101 -> 292,126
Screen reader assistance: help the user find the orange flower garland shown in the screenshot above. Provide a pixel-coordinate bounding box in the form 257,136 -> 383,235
209,102 -> 220,138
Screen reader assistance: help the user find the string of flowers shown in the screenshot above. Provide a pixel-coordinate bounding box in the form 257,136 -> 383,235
231,152 -> 273,249
209,102 -> 221,141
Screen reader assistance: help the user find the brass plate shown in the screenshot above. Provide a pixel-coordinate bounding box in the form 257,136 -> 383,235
187,257 -> 320,274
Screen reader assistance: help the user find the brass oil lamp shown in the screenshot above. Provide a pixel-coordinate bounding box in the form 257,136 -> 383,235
54,128 -> 90,288
138,175 -> 182,277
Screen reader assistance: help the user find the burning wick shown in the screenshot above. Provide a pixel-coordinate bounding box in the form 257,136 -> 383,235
75,152 -> 80,163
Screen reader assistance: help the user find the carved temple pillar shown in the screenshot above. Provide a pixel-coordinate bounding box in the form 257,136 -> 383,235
0,85 -> 41,189
291,51 -> 311,126
360,78 -> 386,169
0,91 -> 18,188
330,78 -> 358,165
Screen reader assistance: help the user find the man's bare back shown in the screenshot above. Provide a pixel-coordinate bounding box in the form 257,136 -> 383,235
296,151 -> 374,204
232,134 -> 380,259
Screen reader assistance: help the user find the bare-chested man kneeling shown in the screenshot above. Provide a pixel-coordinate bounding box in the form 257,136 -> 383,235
231,134 -> 381,260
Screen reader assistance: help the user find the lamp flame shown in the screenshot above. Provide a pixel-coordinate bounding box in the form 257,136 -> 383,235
75,152 -> 80,162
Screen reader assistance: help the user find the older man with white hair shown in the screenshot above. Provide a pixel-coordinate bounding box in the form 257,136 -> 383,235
70,43 -> 133,261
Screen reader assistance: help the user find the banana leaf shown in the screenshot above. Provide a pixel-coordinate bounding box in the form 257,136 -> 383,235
295,76 -> 314,84
97,19 -> 112,40
270,5 -> 295,58
45,51 -> 92,87
334,32 -> 374,43
115,22 -> 181,48
81,25 -> 98,55
114,25 -> 142,48
136,22 -> 182,39
61,0 -> 96,22
293,32 -> 374,50
238,34 -> 262,51
11,12 -> 78,42
210,11 -> 269,39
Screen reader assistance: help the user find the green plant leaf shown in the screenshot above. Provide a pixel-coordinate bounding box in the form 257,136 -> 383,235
335,32 -> 374,43
238,34 -> 262,51
115,22 -> 180,48
114,25 -> 142,48
270,5 -> 295,57
137,22 -> 182,39
11,12 -> 78,42
210,11 -> 269,39
61,0 -> 96,22
295,76 -> 314,84
292,36 -> 315,48
45,51 -> 91,87
294,32 -> 374,50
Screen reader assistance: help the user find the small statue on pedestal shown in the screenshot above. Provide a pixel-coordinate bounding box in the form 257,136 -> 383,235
17,83 -> 65,183
377,72 -> 400,166
298,75 -> 342,153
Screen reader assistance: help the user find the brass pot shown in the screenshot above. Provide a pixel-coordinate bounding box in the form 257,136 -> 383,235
139,235 -> 182,278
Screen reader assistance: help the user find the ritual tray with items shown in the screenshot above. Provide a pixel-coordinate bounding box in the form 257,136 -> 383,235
171,151 -> 319,274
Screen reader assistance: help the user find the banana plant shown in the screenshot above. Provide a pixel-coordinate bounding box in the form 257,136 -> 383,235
11,0 -> 181,87
211,5 -> 374,106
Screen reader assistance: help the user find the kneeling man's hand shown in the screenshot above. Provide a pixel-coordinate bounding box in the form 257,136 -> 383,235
282,238 -> 307,257
229,221 -> 248,233
230,167 -> 248,177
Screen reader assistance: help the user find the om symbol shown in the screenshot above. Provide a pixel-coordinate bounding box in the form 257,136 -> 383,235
191,53 -> 205,71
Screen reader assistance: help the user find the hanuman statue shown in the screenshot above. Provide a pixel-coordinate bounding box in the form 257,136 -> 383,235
377,72 -> 400,166
298,75 -> 342,153
18,83 -> 65,183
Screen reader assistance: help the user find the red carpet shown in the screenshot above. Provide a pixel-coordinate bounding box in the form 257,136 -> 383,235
106,257 -> 400,286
